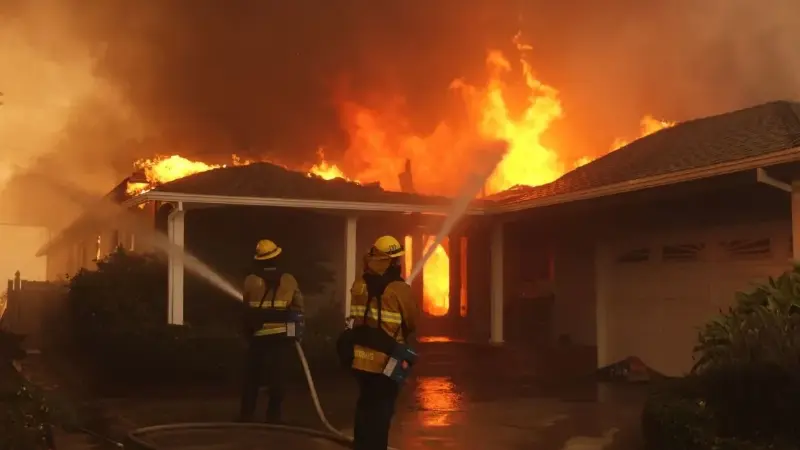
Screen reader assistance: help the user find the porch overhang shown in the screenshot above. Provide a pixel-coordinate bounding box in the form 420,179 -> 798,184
122,190 -> 488,215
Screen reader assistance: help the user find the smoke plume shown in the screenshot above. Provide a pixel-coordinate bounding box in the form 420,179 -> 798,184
2,0 -> 800,226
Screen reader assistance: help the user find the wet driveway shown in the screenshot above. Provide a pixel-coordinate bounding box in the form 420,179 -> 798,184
48,341 -> 648,449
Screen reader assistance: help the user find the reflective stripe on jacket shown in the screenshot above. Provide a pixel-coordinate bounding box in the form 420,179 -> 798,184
243,272 -> 303,337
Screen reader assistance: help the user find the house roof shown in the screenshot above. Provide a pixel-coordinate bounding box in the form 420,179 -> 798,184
491,100 -> 800,206
149,162 -> 455,207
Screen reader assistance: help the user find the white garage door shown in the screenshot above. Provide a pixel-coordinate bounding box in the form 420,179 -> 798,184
602,224 -> 789,376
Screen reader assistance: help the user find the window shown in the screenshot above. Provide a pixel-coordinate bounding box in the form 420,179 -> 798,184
662,243 -> 705,262
616,247 -> 651,263
720,238 -> 771,260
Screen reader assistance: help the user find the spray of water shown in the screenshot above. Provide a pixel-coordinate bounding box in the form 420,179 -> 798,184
406,139 -> 508,285
28,171 -> 244,301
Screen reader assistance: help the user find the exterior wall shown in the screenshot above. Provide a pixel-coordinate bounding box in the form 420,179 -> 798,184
597,218 -> 790,373
509,180 -> 792,355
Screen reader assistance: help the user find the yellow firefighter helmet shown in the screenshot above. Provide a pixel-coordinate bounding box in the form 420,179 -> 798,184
254,239 -> 282,260
372,235 -> 405,258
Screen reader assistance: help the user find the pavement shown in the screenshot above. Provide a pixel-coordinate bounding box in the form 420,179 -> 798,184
25,341 -> 649,450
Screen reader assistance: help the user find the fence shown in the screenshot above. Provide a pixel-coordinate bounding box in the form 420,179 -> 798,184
0,271 -> 67,351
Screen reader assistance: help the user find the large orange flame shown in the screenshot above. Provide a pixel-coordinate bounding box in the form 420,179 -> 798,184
422,236 -> 450,317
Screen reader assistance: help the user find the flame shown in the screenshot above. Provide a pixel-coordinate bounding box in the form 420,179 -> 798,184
611,115 -> 676,151
308,149 -> 354,181
333,33 -> 576,197
456,34 -> 567,194
423,236 -> 449,317
125,154 -> 251,195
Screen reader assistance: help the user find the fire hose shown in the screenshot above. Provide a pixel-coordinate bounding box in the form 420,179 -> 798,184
125,340 -> 399,450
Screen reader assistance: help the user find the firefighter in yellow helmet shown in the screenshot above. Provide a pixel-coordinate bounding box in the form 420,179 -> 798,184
237,239 -> 304,423
348,235 -> 418,450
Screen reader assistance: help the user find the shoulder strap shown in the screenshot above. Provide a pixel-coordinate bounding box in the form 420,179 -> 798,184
364,278 -> 391,328
255,272 -> 282,309
270,272 -> 283,308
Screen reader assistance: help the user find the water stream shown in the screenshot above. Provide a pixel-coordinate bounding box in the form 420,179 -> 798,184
406,139 -> 507,285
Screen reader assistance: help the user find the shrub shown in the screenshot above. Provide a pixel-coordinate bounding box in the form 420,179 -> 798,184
692,266 -> 800,373
643,266 -> 800,449
642,374 -> 798,450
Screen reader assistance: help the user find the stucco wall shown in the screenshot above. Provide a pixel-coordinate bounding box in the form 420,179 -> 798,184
511,180 -> 792,351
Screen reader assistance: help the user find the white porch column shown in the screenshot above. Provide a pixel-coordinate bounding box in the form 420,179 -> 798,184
344,215 -> 358,318
792,181 -> 800,261
490,220 -> 504,344
167,203 -> 185,325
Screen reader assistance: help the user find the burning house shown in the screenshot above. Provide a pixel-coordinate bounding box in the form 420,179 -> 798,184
35,100 -> 800,377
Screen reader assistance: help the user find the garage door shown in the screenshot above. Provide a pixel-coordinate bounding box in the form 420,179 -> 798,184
602,228 -> 789,376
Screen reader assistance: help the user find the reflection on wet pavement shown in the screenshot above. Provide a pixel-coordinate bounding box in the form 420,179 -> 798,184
417,336 -> 467,344
415,376 -> 462,427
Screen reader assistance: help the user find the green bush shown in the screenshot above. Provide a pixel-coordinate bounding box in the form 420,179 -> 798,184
643,266 -> 800,449
693,266 -> 800,373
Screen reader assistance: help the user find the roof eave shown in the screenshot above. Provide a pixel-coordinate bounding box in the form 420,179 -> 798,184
137,191 -> 487,215
489,146 -> 800,214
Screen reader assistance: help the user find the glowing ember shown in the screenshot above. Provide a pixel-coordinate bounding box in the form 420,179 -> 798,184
611,115 -> 676,151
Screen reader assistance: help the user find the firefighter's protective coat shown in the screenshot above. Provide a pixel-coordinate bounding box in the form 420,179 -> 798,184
243,271 -> 304,337
349,253 -> 417,374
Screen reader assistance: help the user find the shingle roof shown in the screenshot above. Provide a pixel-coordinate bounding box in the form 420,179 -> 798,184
492,100 -> 800,204
152,162 -> 454,206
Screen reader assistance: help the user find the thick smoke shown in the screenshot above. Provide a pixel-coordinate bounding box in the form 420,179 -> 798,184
2,0 -> 800,226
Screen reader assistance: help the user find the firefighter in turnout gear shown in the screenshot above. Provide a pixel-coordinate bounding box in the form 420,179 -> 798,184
348,235 -> 418,450
237,239 -> 304,423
